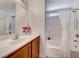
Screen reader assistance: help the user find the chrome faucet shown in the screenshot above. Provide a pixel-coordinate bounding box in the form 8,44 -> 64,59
13,34 -> 19,40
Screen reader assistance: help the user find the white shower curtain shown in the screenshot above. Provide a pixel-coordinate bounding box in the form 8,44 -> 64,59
58,9 -> 71,58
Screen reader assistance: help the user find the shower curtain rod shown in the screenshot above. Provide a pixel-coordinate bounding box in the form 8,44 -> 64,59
46,7 -> 79,13
46,8 -> 79,13
71,8 -> 79,12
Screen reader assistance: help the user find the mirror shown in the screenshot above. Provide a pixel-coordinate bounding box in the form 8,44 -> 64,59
0,0 -> 16,35
0,0 -> 30,36
16,0 -> 30,34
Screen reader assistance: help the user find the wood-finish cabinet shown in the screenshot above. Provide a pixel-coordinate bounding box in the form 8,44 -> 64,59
6,36 -> 40,58
9,43 -> 31,58
32,36 -> 40,58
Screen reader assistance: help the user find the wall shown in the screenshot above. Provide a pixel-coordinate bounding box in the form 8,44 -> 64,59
28,0 -> 45,57
16,2 -> 28,34
16,0 -> 46,57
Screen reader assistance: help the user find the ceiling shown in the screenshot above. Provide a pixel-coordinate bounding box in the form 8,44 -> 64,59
46,0 -> 79,11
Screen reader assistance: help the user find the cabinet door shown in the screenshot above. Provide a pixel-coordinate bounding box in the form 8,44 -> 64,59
32,36 -> 40,58
9,43 -> 31,58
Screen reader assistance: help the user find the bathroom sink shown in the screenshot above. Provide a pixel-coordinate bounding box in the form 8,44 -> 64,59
0,35 -> 32,51
0,39 -> 13,48
9,35 -> 31,45
9,37 -> 27,45
0,35 -> 31,46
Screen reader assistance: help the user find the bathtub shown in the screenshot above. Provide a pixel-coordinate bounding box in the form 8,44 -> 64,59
70,39 -> 79,58
46,39 -> 79,58
45,14 -> 79,58
46,46 -> 60,58
46,40 -> 61,58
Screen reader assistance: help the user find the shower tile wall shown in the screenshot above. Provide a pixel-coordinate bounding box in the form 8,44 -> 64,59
70,11 -> 79,54
46,15 -> 62,57
46,15 -> 62,47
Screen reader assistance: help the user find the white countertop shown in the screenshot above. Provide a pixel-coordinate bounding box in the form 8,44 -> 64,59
0,33 -> 40,58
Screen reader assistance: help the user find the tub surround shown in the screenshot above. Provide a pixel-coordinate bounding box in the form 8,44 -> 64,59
0,33 -> 40,58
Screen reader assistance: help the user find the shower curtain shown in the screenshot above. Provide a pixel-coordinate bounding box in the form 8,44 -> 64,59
58,9 -> 71,58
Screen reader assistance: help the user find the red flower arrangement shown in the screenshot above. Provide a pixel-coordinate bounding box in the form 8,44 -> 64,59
22,26 -> 31,33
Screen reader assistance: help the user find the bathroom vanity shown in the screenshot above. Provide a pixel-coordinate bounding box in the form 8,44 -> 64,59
0,33 -> 40,58
6,36 -> 40,58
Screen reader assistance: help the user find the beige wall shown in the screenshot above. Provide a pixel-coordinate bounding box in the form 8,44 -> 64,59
16,2 -> 28,34
16,0 -> 46,57
29,0 -> 45,57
